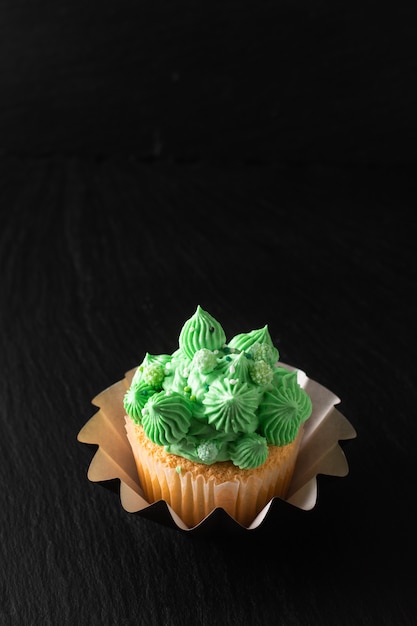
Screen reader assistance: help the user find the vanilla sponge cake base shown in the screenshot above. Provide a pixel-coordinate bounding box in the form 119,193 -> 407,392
125,417 -> 303,528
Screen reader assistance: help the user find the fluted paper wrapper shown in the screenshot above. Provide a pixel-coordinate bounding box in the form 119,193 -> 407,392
125,416 -> 303,528
77,364 -> 356,533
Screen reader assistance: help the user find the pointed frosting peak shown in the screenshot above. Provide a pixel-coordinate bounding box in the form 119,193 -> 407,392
179,305 -> 226,359
228,324 -> 279,364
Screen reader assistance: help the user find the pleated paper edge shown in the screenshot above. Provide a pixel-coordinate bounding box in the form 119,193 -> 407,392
77,364 -> 357,532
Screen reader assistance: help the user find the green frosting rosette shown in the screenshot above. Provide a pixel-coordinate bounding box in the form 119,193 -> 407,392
141,391 -> 192,446
229,433 -> 269,470
123,380 -> 157,424
200,378 -> 261,434
123,306 -> 313,469
258,371 -> 312,446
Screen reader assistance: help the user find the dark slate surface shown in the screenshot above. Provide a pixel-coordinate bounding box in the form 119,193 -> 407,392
1,1 -> 416,162
1,2 -> 416,625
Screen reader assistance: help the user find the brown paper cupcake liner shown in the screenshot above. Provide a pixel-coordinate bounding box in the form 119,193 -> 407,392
77,364 -> 356,532
125,417 -> 304,528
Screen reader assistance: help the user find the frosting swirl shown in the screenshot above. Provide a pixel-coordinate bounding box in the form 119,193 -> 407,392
228,326 -> 279,364
123,380 -> 156,423
258,372 -> 312,446
217,351 -> 252,384
179,305 -> 226,359
201,378 -> 260,434
141,391 -> 192,446
229,433 -> 269,469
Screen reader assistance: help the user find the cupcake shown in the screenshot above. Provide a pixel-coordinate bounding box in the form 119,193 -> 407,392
123,306 -> 312,528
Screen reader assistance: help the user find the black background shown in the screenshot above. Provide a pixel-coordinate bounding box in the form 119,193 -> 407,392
1,2 -> 416,625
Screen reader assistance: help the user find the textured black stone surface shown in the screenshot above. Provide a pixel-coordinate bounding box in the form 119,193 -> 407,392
1,1 -> 416,163
1,2 -> 416,624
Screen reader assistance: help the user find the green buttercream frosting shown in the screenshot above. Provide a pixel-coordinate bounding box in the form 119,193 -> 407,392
179,305 -> 226,359
123,380 -> 157,424
230,433 -> 269,469
218,351 -> 252,383
132,353 -> 171,388
141,391 -> 192,446
229,327 -> 279,365
201,378 -> 260,434
186,368 -> 218,402
124,306 -> 312,469
258,371 -> 312,446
